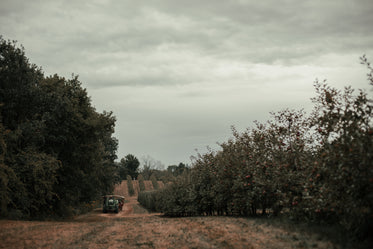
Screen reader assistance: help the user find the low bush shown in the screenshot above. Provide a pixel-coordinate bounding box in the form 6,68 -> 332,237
138,174 -> 146,192
150,174 -> 159,190
126,175 -> 135,196
137,190 -> 162,212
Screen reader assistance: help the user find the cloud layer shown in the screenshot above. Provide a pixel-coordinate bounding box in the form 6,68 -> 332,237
1,0 -> 372,165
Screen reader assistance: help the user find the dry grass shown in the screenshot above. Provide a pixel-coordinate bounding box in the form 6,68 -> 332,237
0,196 -> 341,249
1,183 -> 359,249
0,215 -> 338,249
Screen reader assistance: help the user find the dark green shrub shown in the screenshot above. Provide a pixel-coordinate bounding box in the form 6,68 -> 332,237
137,190 -> 162,212
127,175 -> 135,196
138,174 -> 146,192
150,174 -> 159,190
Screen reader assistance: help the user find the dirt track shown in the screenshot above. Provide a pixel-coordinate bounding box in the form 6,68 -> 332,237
0,196 -> 338,249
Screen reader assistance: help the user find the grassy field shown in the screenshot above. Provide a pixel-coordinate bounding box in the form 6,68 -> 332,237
0,195 -> 346,249
0,181 -> 364,249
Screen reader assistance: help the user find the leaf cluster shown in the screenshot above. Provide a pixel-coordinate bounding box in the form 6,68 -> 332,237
0,37 -> 118,218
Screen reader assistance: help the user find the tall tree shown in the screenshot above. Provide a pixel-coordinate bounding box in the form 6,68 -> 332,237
0,38 -> 59,217
0,37 -> 119,217
119,154 -> 140,179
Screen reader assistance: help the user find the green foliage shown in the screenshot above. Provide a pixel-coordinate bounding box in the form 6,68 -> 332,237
126,175 -> 135,196
138,174 -> 146,192
13,149 -> 60,217
167,163 -> 189,177
0,38 -> 44,130
0,109 -> 18,217
119,154 -> 140,180
137,190 -> 162,212
138,176 -> 196,216
160,175 -> 197,216
0,37 -> 118,218
305,80 -> 373,236
150,174 -> 159,190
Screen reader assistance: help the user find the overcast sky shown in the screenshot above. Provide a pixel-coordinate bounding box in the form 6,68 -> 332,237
1,0 -> 373,167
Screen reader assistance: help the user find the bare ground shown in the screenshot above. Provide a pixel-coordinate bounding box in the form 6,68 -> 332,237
0,196 -> 339,249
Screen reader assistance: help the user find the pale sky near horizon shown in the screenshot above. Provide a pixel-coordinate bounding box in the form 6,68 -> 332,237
1,0 -> 372,167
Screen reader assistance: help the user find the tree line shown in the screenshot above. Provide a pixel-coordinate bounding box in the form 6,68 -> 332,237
117,153 -> 189,183
138,57 -> 373,243
0,37 -> 119,218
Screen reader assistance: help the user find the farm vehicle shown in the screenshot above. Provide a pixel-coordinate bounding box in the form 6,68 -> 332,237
102,195 -> 125,213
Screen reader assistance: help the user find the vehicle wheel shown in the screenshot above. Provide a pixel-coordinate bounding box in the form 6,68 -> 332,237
115,208 -> 118,213
103,209 -> 107,213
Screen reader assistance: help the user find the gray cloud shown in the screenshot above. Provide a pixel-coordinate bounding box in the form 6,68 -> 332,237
1,0 -> 372,165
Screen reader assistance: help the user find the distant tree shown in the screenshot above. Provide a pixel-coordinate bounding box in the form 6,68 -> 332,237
140,165 -> 150,180
119,154 -> 140,180
118,161 -> 128,180
167,163 -> 189,176
141,155 -> 165,180
167,165 -> 177,174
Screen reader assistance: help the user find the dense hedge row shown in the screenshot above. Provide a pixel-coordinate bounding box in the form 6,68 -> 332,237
138,174 -> 146,192
137,190 -> 161,212
150,174 -> 159,190
139,59 -> 373,240
126,175 -> 135,196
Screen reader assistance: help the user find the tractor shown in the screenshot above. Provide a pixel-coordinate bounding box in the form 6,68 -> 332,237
102,195 -> 125,213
